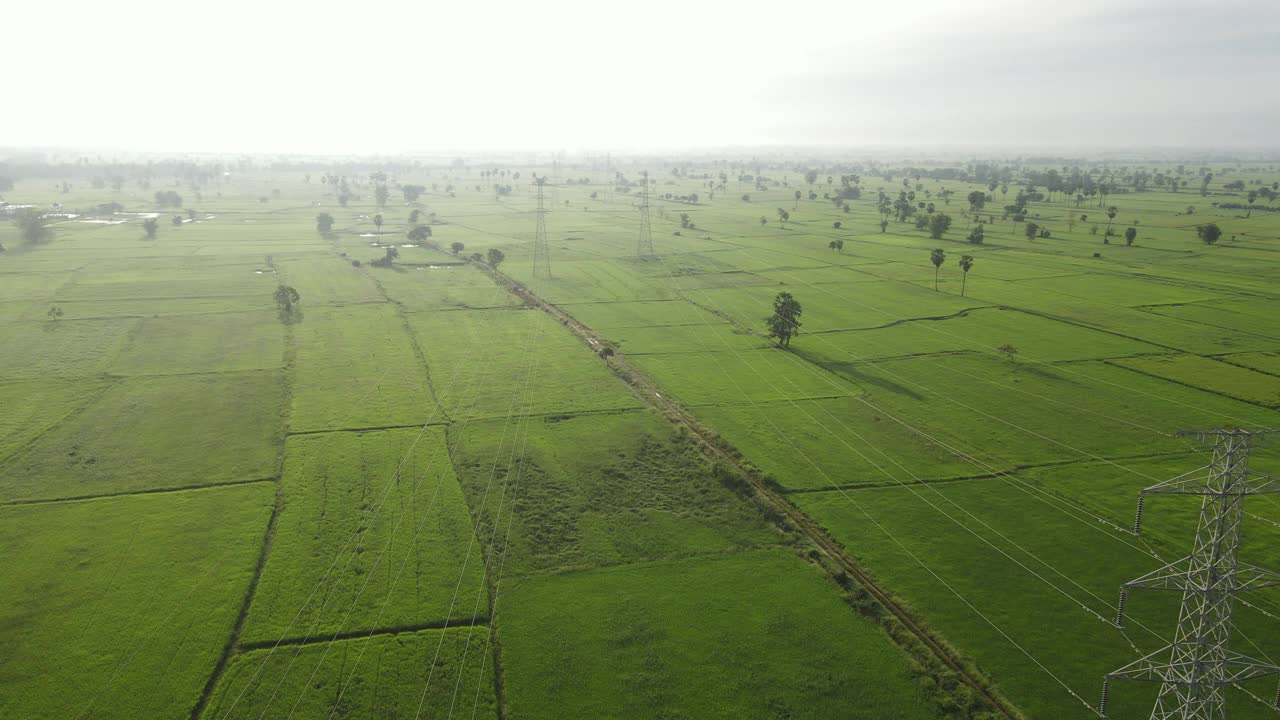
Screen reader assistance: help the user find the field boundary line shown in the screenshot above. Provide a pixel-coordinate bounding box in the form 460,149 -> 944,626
1101,358 -> 1280,411
285,421 -> 450,437
237,617 -> 490,652
0,476 -> 278,507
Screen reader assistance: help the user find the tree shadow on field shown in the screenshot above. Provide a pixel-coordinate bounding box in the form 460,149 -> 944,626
815,359 -> 924,400
278,307 -> 305,325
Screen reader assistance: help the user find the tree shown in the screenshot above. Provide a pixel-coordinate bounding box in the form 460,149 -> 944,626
47,305 -> 64,321
486,248 -> 505,268
142,217 -> 159,239
967,224 -> 984,244
598,346 -> 615,365
274,285 -> 300,316
967,190 -> 987,214
375,184 -> 390,207
13,209 -> 53,245
407,225 -> 432,243
450,241 -> 465,255
317,212 -> 335,232
997,343 -> 1018,361
879,219 -> 889,233
373,214 -> 383,235
777,208 -> 789,227
832,221 -> 842,230
794,190 -> 801,209
172,214 -> 183,226
1124,226 -> 1137,246
1197,223 -> 1222,245
958,255 -> 974,296
409,209 -> 421,224
930,248 -> 946,290
764,292 -> 802,349
1104,205 -> 1118,237
928,213 -> 953,240
804,169 -> 819,186
759,216 -> 767,226
1024,222 -> 1039,241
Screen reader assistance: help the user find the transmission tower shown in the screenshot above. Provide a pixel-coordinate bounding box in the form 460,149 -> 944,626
1104,427 -> 1280,720
532,177 -> 551,278
637,170 -> 654,257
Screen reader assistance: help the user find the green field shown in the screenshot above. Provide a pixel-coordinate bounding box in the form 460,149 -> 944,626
4,156 -> 1280,720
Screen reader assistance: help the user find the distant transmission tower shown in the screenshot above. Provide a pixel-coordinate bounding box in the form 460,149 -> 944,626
637,170 -> 654,257
1104,428 -> 1280,720
532,177 -> 551,278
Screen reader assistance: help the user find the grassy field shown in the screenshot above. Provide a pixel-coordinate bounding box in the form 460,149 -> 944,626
4,157 -> 1280,719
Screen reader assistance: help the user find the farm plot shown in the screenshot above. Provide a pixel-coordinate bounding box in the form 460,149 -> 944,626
0,378 -> 109,462
0,372 -> 284,501
499,549 -> 937,720
632,347 -> 856,407
605,322 -> 767,355
813,354 -> 1277,470
0,483 -> 272,720
1111,353 -> 1280,407
371,263 -> 519,311
410,308 -> 640,420
0,317 -> 136,378
289,304 -> 439,432
276,255 -> 384,306
1223,351 -> 1280,375
798,306 -> 1163,363
204,626 -> 496,720
109,310 -> 285,375
449,410 -> 776,575
242,428 -> 483,644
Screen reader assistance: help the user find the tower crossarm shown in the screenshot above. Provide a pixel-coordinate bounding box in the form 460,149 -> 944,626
1108,648 -> 1280,685
1125,558 -> 1280,592
1142,468 -> 1280,496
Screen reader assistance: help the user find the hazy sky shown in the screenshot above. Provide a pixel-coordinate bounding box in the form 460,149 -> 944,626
5,0 -> 1278,153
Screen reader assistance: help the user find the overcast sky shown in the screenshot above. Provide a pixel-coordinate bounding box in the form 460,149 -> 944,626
4,0 -> 1278,154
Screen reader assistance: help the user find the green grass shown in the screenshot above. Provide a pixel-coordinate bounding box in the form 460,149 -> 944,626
0,378 -> 110,462
289,304 -> 439,432
410,308 -> 641,420
499,549 -> 938,720
204,626 -> 497,720
632,347 -> 857,406
449,410 -> 777,574
1111,353 -> 1280,407
242,428 -> 484,644
0,318 -> 136,378
109,311 -> 285,375
0,372 -> 285,501
0,483 -> 272,720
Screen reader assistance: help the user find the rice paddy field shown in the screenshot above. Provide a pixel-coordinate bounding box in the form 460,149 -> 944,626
3,157 -> 1280,719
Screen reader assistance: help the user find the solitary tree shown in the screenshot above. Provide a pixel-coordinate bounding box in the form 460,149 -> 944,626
142,217 -> 159,239
274,285 -> 301,317
930,248 -> 946,290
1104,206 -> 1118,237
967,224 -> 984,244
1197,223 -> 1222,245
13,209 -> 53,244
598,345 -> 615,365
765,292 -> 802,349
794,190 -> 801,209
1024,222 -> 1039,241
407,225 -> 432,243
928,213 -> 953,240
777,208 -> 789,227
486,247 -> 505,268
759,216 -> 767,226
316,212 -> 335,232
375,184 -> 390,207
450,241 -> 465,255
879,219 -> 889,233
958,255 -> 974,296
997,343 -> 1018,362
1124,226 -> 1137,246
47,305 -> 64,321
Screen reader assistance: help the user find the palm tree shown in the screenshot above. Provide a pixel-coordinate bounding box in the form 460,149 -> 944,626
373,214 -> 384,236
1104,206 -> 1117,238
793,190 -> 801,210
958,255 -> 974,296
930,248 -> 946,291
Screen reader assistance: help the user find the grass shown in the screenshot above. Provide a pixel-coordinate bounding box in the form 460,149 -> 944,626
109,311 -> 285,375
0,317 -> 136,378
449,410 -> 778,575
242,428 -> 485,644
0,483 -> 272,720
0,378 -> 110,462
0,372 -> 285,501
204,626 -> 496,720
289,304 -> 439,432
1111,353 -> 1280,407
499,549 -> 938,720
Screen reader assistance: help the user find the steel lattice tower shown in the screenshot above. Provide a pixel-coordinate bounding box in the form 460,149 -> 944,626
1104,428 -> 1280,719
637,170 -> 654,257
532,177 -> 551,278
